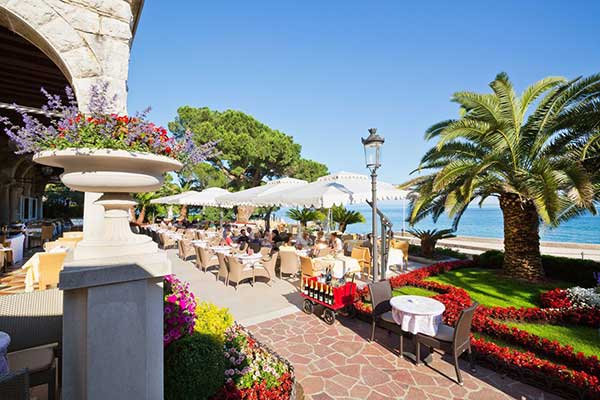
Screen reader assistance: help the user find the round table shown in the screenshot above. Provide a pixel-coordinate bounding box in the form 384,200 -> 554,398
210,246 -> 232,254
237,253 -> 262,265
390,295 -> 445,336
0,331 -> 10,376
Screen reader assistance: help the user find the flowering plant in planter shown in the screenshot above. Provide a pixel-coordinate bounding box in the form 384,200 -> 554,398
1,82 -> 215,164
164,274 -> 197,346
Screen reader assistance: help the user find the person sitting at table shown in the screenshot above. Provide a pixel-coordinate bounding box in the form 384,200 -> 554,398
237,229 -> 249,244
246,227 -> 255,240
279,237 -> 296,252
296,231 -> 312,249
223,230 -> 234,246
329,231 -> 344,253
260,231 -> 273,248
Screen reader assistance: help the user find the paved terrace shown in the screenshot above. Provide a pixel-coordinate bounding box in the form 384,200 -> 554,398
169,250 -> 560,400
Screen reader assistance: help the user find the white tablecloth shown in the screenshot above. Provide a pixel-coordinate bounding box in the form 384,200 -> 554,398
314,255 -> 361,278
387,249 -> 405,271
6,234 -> 25,264
390,295 -> 445,336
210,246 -> 232,254
236,253 -> 262,265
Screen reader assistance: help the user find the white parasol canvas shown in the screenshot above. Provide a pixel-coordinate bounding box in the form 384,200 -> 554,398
150,191 -> 200,205
178,187 -> 233,208
216,177 -> 308,207
257,171 -> 409,208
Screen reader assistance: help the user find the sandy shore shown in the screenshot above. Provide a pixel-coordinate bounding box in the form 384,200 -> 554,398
395,234 -> 600,262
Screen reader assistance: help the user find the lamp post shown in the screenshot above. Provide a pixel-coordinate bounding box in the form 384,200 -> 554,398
362,128 -> 384,282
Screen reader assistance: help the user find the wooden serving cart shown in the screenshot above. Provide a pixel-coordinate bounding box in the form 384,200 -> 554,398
300,276 -> 357,325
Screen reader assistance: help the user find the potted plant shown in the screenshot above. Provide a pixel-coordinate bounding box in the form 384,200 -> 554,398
2,82 -> 215,259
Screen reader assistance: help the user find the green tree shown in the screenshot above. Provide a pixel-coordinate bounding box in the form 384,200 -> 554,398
402,73 -> 599,281
134,191 -> 158,224
286,208 -> 325,228
407,228 -> 456,259
285,158 -> 329,182
43,183 -> 83,219
168,106 -> 328,189
331,205 -> 365,233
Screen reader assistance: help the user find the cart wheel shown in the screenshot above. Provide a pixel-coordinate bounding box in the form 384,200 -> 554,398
302,299 -> 314,315
322,308 -> 336,325
339,304 -> 357,319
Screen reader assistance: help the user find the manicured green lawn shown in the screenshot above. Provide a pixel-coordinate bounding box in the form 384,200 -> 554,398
392,286 -> 437,297
504,321 -> 600,357
425,268 -> 568,309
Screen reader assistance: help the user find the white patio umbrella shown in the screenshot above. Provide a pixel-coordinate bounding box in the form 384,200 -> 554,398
257,171 -> 409,208
177,187 -> 233,207
215,177 -> 308,207
150,191 -> 200,205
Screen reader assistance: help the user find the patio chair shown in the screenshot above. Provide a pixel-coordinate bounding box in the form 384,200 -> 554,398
195,246 -> 218,272
248,242 -> 261,254
390,239 -> 409,268
0,369 -> 30,400
259,247 -> 272,257
415,302 -> 478,385
177,239 -> 195,261
300,255 -> 322,279
159,233 -> 176,249
216,252 -> 230,284
351,246 -> 370,276
225,256 -> 254,290
278,250 -> 299,279
368,280 -> 405,353
38,253 -> 67,290
253,252 -> 277,286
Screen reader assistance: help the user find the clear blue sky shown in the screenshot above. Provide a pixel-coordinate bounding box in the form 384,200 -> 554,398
127,0 -> 600,184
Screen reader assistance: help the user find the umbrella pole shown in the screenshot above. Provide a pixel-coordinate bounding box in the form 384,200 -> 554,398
219,209 -> 223,228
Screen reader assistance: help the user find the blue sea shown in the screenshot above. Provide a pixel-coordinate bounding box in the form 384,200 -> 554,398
274,203 -> 600,245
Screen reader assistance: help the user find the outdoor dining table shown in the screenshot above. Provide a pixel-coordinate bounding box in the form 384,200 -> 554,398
390,295 -> 445,362
236,253 -> 263,265
191,239 -> 208,247
313,254 -> 361,278
210,246 -> 232,254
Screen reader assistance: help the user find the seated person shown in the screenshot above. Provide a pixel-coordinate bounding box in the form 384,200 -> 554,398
279,237 -> 296,252
295,231 -> 313,249
329,231 -> 344,253
223,230 -> 234,246
237,229 -> 249,244
246,227 -> 255,240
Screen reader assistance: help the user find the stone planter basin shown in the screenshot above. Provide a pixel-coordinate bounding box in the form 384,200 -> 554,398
33,148 -> 182,193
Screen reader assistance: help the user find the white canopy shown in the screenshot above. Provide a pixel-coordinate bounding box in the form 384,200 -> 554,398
178,187 -> 233,208
257,171 -> 409,208
216,177 -> 308,207
150,191 -> 200,205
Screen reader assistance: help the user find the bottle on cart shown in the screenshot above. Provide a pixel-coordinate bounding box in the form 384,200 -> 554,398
318,283 -> 324,302
323,285 -> 329,304
303,278 -> 308,295
328,286 -> 334,305
309,280 -> 314,298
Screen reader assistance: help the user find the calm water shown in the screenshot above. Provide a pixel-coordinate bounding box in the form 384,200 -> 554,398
275,204 -> 600,245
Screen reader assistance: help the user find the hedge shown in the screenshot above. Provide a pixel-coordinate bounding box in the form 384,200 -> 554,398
474,250 -> 600,287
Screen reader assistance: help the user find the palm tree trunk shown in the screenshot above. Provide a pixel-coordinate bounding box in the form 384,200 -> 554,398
499,193 -> 545,281
137,205 -> 146,225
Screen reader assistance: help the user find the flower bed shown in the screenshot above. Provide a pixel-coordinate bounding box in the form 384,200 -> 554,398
353,261 -> 600,399
163,275 -> 295,400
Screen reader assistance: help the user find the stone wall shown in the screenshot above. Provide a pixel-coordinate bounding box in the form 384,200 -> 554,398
0,0 -> 143,113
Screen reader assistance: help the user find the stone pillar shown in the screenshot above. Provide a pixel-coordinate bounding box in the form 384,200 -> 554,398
60,253 -> 170,400
8,184 -> 23,223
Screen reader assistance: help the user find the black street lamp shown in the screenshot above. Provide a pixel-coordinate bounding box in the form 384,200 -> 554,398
362,128 -> 384,282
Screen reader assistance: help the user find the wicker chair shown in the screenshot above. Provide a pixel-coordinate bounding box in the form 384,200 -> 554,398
177,239 -> 195,261
0,369 -> 30,400
278,250 -> 299,279
38,253 -> 67,290
195,246 -> 218,272
299,256 -> 322,279
159,233 -> 176,249
253,252 -> 277,286
248,242 -> 261,254
351,246 -> 371,277
259,247 -> 272,257
216,252 -> 229,284
415,303 -> 478,385
368,281 -> 405,353
314,247 -> 332,257
226,256 -> 254,290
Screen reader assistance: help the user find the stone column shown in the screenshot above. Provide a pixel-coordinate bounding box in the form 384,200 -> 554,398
60,252 -> 170,400
8,184 -> 23,223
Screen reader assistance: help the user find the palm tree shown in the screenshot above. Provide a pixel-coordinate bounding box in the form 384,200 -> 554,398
286,208 -> 324,228
331,205 -> 365,233
408,228 -> 455,259
402,72 -> 599,281
134,192 -> 157,225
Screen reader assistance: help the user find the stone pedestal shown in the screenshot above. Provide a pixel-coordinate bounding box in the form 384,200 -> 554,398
59,252 -> 170,400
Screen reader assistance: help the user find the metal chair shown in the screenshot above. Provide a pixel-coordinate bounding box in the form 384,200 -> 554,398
368,280 -> 405,354
415,302 -> 478,385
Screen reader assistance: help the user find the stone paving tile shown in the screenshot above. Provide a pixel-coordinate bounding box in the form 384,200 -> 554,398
250,312 -> 563,400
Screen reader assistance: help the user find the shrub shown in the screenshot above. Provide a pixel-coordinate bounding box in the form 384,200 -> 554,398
475,250 -> 600,286
195,302 -> 234,344
566,287 -> 600,309
164,333 -> 225,400
408,244 -> 468,260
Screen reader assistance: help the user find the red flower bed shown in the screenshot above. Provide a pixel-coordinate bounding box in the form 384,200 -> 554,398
352,260 -> 600,398
540,288 -> 572,308
212,373 -> 294,400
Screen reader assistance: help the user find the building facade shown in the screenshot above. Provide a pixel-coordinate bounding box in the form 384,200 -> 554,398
0,0 -> 143,225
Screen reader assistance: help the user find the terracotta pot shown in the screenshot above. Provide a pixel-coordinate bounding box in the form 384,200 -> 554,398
34,148 -> 182,259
